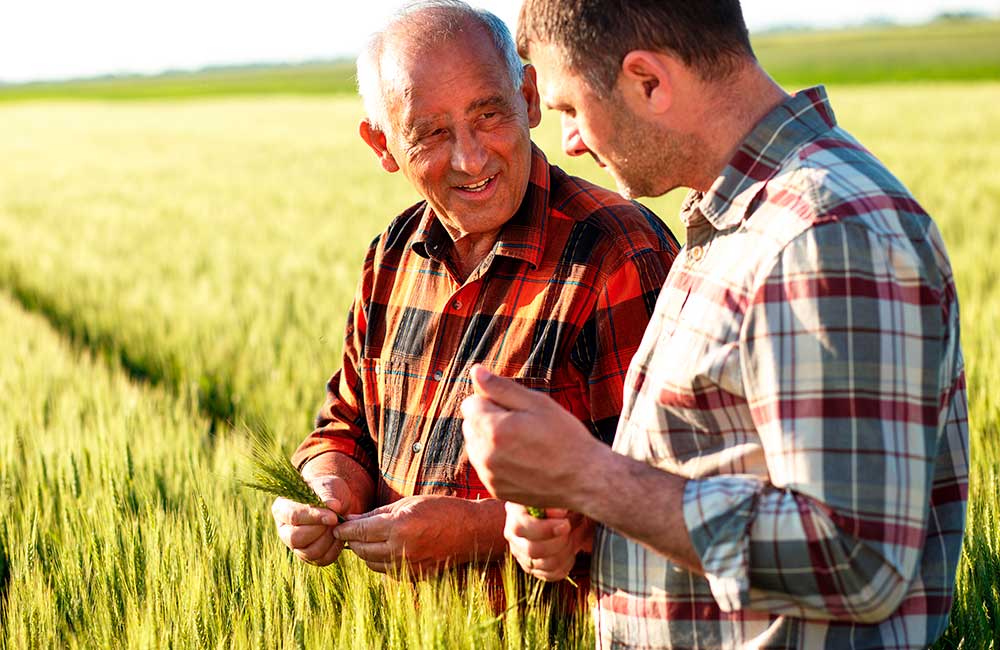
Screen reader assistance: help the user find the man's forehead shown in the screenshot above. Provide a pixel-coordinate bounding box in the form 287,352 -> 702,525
536,68 -> 581,111
527,44 -> 576,104
381,43 -> 515,128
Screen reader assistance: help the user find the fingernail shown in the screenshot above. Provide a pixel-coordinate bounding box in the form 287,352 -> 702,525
323,514 -> 340,526
555,521 -> 571,536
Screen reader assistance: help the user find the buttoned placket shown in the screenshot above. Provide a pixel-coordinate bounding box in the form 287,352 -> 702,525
409,250 -> 488,484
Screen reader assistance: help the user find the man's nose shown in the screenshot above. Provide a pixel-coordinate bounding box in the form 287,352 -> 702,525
451,128 -> 488,177
562,114 -> 589,157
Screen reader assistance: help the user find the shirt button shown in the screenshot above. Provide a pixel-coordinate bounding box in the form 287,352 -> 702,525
433,370 -> 443,381
412,442 -> 423,453
452,300 -> 463,310
689,245 -> 704,262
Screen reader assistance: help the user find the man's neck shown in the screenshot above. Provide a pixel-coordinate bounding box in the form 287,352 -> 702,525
687,66 -> 790,192
449,229 -> 501,282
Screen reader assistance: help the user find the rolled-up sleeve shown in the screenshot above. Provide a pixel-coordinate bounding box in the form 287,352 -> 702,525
683,219 -> 950,623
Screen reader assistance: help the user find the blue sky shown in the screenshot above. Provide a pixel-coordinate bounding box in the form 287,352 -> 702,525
1,0 -> 997,83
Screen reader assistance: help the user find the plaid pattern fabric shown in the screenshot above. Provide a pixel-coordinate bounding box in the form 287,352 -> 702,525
293,144 -> 679,508
593,87 -> 969,649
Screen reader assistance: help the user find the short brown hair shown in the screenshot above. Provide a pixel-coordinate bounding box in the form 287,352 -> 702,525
517,0 -> 755,91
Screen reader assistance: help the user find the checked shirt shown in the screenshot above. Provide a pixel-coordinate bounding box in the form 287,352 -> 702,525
593,87 -> 969,649
293,144 -> 679,507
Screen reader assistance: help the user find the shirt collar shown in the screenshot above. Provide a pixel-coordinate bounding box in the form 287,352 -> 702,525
685,86 -> 838,231
411,143 -> 550,270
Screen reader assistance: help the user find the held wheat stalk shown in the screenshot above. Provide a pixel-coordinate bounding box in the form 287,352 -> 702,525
525,506 -> 578,588
237,421 -> 344,522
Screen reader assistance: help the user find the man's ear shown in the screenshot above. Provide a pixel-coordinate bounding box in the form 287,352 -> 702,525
520,64 -> 542,128
358,119 -> 400,173
619,50 -> 674,115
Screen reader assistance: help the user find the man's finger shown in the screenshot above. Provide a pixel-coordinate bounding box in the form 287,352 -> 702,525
316,539 -> 345,567
459,394 -> 510,425
469,365 -> 538,411
348,540 -> 394,563
532,565 -> 574,582
525,550 -> 572,574
283,523 -> 328,549
507,532 -> 572,562
273,499 -> 339,527
509,516 -> 571,539
344,502 -> 392,520
505,504 -> 571,540
362,559 -> 392,574
334,513 -> 391,543
309,479 -> 350,510
322,499 -> 345,518
298,527 -> 336,560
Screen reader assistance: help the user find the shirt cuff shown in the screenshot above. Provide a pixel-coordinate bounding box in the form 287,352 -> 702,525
291,436 -> 374,476
682,475 -> 764,612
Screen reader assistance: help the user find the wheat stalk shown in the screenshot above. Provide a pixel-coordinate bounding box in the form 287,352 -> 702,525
237,420 -> 328,510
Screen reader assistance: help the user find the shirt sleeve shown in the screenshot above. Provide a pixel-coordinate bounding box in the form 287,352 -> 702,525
574,245 -> 673,443
682,219 -> 956,623
291,241 -> 379,477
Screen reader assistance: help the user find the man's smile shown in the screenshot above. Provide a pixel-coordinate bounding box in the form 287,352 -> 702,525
452,173 -> 500,200
456,174 -> 497,192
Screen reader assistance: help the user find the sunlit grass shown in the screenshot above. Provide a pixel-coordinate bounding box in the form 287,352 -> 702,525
0,298 -> 591,648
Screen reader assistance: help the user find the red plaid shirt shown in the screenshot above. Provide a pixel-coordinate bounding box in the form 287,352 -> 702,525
293,144 -> 679,508
593,87 -> 969,649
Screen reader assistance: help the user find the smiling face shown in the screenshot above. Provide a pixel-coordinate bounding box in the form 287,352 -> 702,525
530,43 -> 695,199
364,26 -> 541,241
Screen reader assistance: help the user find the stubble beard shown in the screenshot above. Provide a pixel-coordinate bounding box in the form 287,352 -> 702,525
604,103 -> 703,200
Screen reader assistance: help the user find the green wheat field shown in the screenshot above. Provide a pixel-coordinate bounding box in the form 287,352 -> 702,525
1,20 -> 999,649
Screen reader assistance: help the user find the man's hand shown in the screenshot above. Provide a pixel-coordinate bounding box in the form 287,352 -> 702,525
463,365 -> 703,574
504,503 -> 595,582
271,474 -> 355,566
333,495 -> 505,576
460,364 -> 603,508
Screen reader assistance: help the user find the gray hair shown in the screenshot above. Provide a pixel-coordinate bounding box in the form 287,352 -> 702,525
356,0 -> 524,133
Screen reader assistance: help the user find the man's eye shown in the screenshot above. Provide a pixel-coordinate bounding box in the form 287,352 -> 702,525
482,112 -> 497,119
419,128 -> 446,141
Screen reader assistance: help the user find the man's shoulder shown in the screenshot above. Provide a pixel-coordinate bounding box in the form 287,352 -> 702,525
739,130 -> 952,289
781,127 -> 923,222
366,200 -> 428,256
750,127 -> 934,247
547,165 -> 679,257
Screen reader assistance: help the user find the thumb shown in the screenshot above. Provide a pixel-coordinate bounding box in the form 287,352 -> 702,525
469,364 -> 536,411
309,477 -> 350,515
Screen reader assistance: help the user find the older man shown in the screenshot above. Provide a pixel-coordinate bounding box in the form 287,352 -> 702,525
462,1 -> 969,648
270,0 -> 678,580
